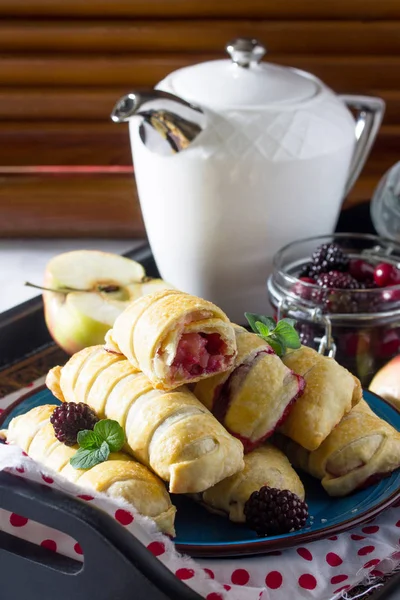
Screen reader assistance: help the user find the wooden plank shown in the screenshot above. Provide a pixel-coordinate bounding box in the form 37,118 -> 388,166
0,173 -> 144,237
0,88 -> 399,124
1,0 -> 400,19
0,121 -> 398,168
0,169 -> 378,238
1,21 -> 400,55
0,55 -> 399,91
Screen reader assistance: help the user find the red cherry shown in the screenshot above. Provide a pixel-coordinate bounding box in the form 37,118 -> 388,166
381,287 -> 400,304
377,330 -> 400,358
349,259 -> 375,282
374,263 -> 400,287
292,277 -> 317,300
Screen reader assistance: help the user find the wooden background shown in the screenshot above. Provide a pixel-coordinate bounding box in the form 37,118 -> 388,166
1,0 -> 400,237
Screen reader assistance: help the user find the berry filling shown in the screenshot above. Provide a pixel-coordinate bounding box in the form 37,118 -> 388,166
357,471 -> 393,490
171,332 -> 230,379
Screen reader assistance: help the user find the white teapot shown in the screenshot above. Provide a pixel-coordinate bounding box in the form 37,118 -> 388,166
112,38 -> 384,323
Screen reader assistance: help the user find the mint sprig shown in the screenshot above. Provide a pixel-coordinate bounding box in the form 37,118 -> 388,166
244,313 -> 300,357
70,419 -> 125,470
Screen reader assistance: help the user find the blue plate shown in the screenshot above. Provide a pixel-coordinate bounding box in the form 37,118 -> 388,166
1,388 -> 399,557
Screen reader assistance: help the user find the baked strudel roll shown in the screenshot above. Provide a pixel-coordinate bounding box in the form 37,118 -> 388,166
279,345 -> 362,451
276,400 -> 400,496
2,405 -> 176,535
46,346 -> 244,494
104,289 -> 237,391
195,443 -> 305,523
193,327 -> 305,452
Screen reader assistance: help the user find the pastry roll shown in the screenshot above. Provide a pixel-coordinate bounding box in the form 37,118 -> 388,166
193,327 -> 305,452
2,405 -> 176,536
276,400 -> 400,496
104,289 -> 237,391
195,443 -> 305,523
279,345 -> 362,451
46,346 -> 244,494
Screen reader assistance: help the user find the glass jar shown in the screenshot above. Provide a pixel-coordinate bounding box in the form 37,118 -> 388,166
370,161 -> 400,243
267,233 -> 400,387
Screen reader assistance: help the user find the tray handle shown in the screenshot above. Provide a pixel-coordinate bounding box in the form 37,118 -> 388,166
0,472 -> 201,600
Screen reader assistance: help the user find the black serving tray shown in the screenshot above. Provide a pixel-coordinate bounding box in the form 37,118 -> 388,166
0,242 -> 203,600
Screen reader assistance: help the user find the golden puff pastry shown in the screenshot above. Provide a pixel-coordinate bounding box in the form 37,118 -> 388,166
104,289 -> 237,391
2,404 -> 176,535
46,346 -> 244,494
195,443 -> 305,523
276,400 -> 400,496
279,345 -> 362,451
193,327 -> 305,452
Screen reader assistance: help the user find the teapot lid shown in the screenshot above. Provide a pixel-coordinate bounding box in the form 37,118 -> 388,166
158,38 -> 320,108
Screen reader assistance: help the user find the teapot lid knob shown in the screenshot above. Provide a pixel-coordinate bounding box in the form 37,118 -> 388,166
226,38 -> 266,68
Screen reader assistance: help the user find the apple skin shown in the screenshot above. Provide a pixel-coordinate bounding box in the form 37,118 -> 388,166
43,288 -> 114,355
369,355 -> 400,410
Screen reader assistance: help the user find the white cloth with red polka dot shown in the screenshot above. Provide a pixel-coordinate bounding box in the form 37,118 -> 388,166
1,380 -> 400,600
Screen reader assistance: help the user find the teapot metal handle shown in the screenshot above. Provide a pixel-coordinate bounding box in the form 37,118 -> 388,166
340,95 -> 385,197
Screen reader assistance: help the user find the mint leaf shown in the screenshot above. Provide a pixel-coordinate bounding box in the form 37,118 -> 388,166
94,419 -> 125,453
70,441 -> 110,470
77,429 -> 102,450
255,321 -> 270,338
244,312 -> 299,357
274,320 -> 301,350
245,312 -> 276,334
266,336 -> 285,356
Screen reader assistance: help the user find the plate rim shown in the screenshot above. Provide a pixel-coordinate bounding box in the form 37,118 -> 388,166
1,386 -> 399,558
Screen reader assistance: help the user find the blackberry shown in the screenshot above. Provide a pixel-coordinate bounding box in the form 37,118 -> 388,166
309,243 -> 349,277
50,402 -> 99,446
316,271 -> 359,290
244,486 -> 308,536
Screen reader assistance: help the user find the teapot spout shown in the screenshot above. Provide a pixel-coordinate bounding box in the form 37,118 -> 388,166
111,90 -> 202,122
111,90 -> 203,152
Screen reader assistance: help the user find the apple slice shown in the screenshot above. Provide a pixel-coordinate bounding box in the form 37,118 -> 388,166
43,250 -> 173,354
369,355 -> 400,411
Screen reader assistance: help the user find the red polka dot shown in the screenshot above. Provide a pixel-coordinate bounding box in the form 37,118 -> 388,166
364,558 -> 381,569
41,539 -> 57,552
147,541 -> 165,556
265,571 -> 283,589
175,568 -> 194,580
203,568 -> 214,579
351,534 -> 365,540
10,513 -> 28,527
115,509 -> 134,525
334,585 -> 351,594
371,569 -> 384,578
15,467 -> 24,473
74,543 -> 83,555
78,495 -> 94,501
223,585 -> 231,591
206,594 -> 223,600
0,409 -> 4,415
328,536 -> 338,541
297,547 -> 313,561
22,451 -> 28,456
41,475 -> 54,484
358,546 -> 375,556
396,520 -> 400,527
331,575 -> 348,585
231,569 -> 250,586
326,552 -> 343,567
362,525 -> 380,534
26,382 -> 34,388
298,574 -> 317,590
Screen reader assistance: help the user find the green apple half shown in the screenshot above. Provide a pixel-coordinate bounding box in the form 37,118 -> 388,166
43,250 -> 172,355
